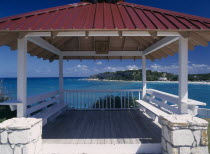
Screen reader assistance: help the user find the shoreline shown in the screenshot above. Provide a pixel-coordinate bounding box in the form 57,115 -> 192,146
86,78 -> 210,85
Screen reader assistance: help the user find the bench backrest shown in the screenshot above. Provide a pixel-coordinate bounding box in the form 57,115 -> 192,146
146,89 -> 180,114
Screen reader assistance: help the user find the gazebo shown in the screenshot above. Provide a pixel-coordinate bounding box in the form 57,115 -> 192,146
0,1 -> 210,154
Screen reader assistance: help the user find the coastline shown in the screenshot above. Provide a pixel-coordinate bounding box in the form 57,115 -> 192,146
86,78 -> 210,85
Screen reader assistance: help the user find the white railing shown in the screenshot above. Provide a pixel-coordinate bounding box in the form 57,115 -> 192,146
146,89 -> 206,115
27,90 -> 60,117
64,89 -> 142,110
197,108 -> 210,118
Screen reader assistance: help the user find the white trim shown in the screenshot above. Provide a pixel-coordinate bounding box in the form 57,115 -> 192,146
88,31 -> 119,36
17,37 -> 27,117
62,51 -> 143,57
28,37 -> 61,55
57,31 -> 86,37
178,36 -> 189,114
26,32 -> 51,37
157,32 -> 180,36
122,31 -> 151,36
142,55 -> 147,99
143,36 -> 179,55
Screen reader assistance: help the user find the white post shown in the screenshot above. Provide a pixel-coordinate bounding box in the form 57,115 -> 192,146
142,55 -> 147,100
17,37 -> 27,117
59,55 -> 64,104
178,36 -> 189,114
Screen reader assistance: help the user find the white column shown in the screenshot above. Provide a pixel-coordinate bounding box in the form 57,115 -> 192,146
59,55 -> 64,104
178,36 -> 189,114
17,38 -> 27,117
142,55 -> 147,100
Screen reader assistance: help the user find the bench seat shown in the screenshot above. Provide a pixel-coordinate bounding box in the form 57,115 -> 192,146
32,103 -> 67,126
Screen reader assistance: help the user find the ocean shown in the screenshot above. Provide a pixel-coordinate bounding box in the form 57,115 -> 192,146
1,77 -> 210,108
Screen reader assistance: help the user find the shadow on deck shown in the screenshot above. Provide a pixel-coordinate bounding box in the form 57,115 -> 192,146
42,110 -> 161,144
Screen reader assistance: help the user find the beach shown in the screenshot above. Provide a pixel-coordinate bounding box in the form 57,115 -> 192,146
86,78 -> 210,85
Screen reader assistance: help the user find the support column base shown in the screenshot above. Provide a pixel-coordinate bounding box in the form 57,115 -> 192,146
160,114 -> 209,154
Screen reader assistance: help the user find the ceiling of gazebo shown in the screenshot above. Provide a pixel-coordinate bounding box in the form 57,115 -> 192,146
0,1 -> 210,61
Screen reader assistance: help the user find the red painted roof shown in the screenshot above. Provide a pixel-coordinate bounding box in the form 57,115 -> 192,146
0,1 -> 210,31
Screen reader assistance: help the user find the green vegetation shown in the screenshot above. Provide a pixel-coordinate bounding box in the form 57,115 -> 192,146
90,69 -> 210,82
90,69 -> 178,81
92,95 -> 139,109
0,81 -> 16,123
189,73 -> 210,82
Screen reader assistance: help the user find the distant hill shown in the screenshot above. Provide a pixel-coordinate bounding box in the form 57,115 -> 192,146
89,70 -> 210,82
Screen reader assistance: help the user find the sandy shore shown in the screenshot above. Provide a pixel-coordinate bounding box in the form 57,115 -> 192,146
86,78 -> 210,85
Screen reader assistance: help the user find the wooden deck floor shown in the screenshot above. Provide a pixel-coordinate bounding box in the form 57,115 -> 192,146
42,110 -> 161,144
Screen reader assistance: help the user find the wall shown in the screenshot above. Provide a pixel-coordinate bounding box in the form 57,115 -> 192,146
0,118 -> 42,154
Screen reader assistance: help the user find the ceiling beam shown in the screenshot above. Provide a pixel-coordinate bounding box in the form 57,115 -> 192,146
28,37 -> 61,55
143,36 -> 179,55
61,51 -> 143,57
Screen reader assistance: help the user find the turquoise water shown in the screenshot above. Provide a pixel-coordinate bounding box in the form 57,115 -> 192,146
1,77 -> 210,108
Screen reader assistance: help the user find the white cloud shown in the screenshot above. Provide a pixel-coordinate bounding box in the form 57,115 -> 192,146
76,64 -> 88,71
126,65 -> 139,70
149,63 -> 210,74
191,64 -> 208,68
103,66 -> 126,72
150,64 -> 178,73
96,61 -> 102,65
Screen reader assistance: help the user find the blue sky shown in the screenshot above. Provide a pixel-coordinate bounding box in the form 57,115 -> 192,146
0,0 -> 210,77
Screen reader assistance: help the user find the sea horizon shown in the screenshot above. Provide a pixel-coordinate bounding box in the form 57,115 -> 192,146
1,77 -> 210,109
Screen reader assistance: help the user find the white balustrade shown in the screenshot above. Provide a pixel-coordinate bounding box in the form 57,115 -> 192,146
64,89 -> 142,110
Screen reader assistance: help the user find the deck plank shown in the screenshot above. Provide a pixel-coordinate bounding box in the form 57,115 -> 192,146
42,110 -> 161,144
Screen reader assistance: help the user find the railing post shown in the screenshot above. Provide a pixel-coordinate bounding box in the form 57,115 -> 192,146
59,55 -> 64,105
142,55 -> 147,100
178,36 -> 188,114
17,37 -> 27,117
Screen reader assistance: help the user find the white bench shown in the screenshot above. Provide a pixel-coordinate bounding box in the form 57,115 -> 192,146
32,103 -> 67,126
27,90 -> 67,126
136,100 -> 169,124
136,89 -> 206,123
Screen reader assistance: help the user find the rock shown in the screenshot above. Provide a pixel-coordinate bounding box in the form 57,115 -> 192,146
193,130 -> 201,146
14,146 -> 22,154
191,146 -> 209,154
30,123 -> 42,141
9,130 -> 30,144
161,137 -> 167,151
1,131 -> 8,143
179,147 -> 191,154
160,115 -> 208,130
166,142 -> 178,154
0,144 -> 13,154
171,129 -> 194,146
162,125 -> 170,142
201,130 -> 208,146
23,143 -> 36,154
